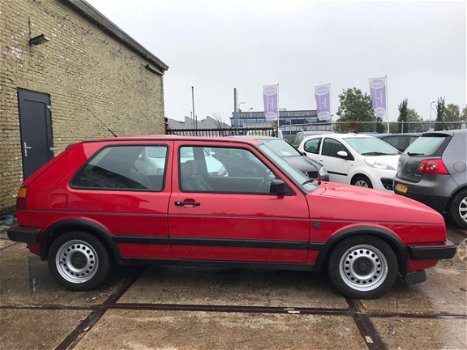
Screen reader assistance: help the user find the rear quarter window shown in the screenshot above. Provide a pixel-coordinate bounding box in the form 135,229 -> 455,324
71,145 -> 168,191
404,135 -> 449,156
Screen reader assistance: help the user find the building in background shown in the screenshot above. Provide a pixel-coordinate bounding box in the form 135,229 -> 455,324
167,116 -> 229,130
0,0 -> 168,213
230,109 -> 331,140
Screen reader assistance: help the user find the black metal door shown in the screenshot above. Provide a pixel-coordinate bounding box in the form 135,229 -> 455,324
17,89 -> 53,179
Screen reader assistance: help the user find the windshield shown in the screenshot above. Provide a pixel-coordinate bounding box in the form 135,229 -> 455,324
258,144 -> 317,192
262,139 -> 301,157
344,137 -> 399,155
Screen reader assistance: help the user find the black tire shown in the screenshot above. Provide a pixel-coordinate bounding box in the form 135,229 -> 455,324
351,175 -> 373,188
48,231 -> 110,291
448,189 -> 467,229
328,236 -> 398,299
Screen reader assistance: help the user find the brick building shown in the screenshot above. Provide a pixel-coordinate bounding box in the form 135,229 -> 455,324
0,0 -> 168,213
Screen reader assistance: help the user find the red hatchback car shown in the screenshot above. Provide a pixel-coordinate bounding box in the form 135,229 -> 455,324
8,136 -> 456,298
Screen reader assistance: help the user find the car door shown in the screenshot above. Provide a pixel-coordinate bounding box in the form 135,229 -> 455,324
168,140 -> 310,264
319,137 -> 353,184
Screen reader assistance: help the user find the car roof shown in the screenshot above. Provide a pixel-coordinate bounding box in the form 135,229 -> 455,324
422,129 -> 467,137
81,135 -> 264,146
303,133 -> 375,140
374,133 -> 420,138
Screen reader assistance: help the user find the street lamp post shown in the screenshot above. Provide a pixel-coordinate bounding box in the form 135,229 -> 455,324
429,100 -> 436,131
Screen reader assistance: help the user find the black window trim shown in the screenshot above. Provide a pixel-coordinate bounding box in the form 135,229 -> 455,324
70,144 -> 169,192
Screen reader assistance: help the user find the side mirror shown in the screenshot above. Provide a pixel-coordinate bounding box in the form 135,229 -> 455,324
337,150 -> 348,158
270,179 -> 286,196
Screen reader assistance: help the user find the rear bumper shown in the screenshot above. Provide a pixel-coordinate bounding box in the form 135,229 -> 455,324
408,240 -> 457,260
7,225 -> 41,244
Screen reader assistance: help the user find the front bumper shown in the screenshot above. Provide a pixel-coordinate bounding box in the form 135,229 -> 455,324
408,240 -> 457,260
7,225 -> 41,244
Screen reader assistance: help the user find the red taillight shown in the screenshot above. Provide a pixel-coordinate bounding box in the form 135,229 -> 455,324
16,186 -> 27,209
417,159 -> 449,175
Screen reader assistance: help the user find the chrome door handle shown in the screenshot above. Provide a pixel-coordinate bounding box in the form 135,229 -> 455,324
24,142 -> 32,157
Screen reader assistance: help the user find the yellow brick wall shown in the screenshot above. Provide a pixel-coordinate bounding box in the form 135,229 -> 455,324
0,0 -> 166,212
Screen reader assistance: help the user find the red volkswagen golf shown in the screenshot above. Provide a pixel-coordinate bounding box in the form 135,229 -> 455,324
8,136 -> 456,298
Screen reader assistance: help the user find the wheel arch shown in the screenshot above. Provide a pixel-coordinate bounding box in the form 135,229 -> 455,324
40,218 -> 123,264
446,184 -> 467,210
315,225 -> 408,276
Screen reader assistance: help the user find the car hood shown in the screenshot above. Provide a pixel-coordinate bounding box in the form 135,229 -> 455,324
284,155 -> 320,172
309,181 -> 444,225
362,155 -> 399,170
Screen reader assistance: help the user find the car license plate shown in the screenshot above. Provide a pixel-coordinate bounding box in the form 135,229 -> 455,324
395,183 -> 408,193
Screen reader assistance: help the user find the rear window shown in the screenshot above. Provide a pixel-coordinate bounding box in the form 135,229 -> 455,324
404,135 -> 448,156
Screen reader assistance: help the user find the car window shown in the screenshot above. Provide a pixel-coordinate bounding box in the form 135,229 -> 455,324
179,146 -> 277,194
404,135 -> 448,156
382,136 -> 400,149
321,138 -> 348,157
303,138 -> 321,154
293,132 -> 304,145
71,145 -> 167,191
344,137 -> 399,155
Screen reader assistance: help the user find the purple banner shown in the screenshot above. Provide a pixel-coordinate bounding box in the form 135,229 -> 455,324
263,85 -> 279,121
369,77 -> 387,117
314,84 -> 331,121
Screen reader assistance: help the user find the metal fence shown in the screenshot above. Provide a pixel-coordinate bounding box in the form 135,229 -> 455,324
166,127 -> 278,137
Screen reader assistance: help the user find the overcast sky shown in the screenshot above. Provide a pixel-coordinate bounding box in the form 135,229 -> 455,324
87,0 -> 466,124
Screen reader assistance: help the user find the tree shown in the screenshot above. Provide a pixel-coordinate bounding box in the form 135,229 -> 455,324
461,106 -> 467,122
406,108 -> 423,131
336,88 -> 376,133
435,97 -> 446,131
397,98 -> 408,133
444,104 -> 461,129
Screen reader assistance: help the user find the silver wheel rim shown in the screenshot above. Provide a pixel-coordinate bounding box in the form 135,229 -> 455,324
354,180 -> 369,187
55,240 -> 98,284
459,197 -> 467,223
339,244 -> 388,292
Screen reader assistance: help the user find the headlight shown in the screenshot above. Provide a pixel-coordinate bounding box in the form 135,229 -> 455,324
364,159 -> 395,170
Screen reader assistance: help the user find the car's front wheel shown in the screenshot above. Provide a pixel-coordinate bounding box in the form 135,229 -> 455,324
351,175 -> 373,188
48,231 -> 110,291
449,189 -> 467,229
328,236 -> 398,298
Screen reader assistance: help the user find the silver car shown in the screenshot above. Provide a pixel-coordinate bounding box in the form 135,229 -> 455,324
394,129 -> 467,228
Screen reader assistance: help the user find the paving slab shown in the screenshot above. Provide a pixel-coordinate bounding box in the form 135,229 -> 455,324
75,310 -> 364,350
118,265 -> 348,309
0,243 -> 142,307
372,316 -> 467,349
0,308 -> 91,349
0,239 -> 16,250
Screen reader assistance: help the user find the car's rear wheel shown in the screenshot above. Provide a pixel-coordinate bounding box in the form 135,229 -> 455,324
48,231 -> 110,291
449,189 -> 467,229
351,175 -> 373,188
328,236 -> 398,298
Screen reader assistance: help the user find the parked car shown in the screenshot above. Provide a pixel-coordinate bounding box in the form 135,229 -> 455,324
394,129 -> 467,228
292,130 -> 334,148
374,133 -> 420,152
8,136 -> 455,298
236,136 -> 329,181
299,133 -> 400,191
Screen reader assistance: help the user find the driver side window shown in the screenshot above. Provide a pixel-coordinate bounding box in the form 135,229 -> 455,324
179,146 -> 277,194
322,138 -> 348,158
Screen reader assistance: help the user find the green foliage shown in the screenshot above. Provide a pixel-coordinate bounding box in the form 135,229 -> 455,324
336,88 -> 377,133
397,99 -> 409,133
435,97 -> 446,131
444,104 -> 461,129
461,106 -> 467,122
